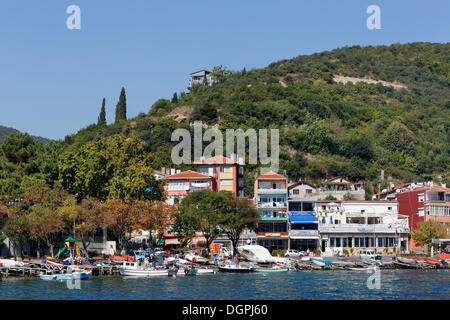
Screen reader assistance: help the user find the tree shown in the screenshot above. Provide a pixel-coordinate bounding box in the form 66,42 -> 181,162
174,190 -> 232,254
171,93 -> 178,104
133,200 -> 176,248
102,199 -> 137,251
97,98 -> 106,125
221,197 -> 259,256
411,220 -> 448,253
115,87 -> 127,123
381,121 -> 415,153
59,135 -> 164,202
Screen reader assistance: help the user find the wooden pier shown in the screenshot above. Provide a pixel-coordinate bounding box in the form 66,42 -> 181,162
0,262 -> 120,278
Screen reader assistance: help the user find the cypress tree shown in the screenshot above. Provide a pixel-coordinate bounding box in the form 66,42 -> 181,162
115,87 -> 127,123
171,92 -> 178,104
97,98 -> 106,125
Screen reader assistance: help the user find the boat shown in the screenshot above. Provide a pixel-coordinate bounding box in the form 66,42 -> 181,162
236,245 -> 274,264
40,267 -> 91,281
0,259 -> 25,268
253,265 -> 289,272
184,253 -> 209,264
346,267 -> 372,271
310,257 -> 332,266
397,257 -> 418,265
120,261 -> 216,277
218,262 -> 254,273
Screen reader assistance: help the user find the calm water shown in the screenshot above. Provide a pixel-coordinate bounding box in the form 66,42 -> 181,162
1,270 -> 449,300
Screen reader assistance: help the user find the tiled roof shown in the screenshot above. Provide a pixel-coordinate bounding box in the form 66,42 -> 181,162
256,171 -> 286,180
193,155 -> 238,165
165,170 -> 211,179
288,180 -> 317,189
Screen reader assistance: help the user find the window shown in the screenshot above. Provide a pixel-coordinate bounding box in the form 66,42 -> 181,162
220,166 -> 233,173
418,193 -> 424,202
388,207 -> 392,210
293,190 -> 299,195
418,208 -> 424,217
272,182 -> 284,189
220,179 -> 233,186
258,181 -> 270,189
306,189 -> 312,194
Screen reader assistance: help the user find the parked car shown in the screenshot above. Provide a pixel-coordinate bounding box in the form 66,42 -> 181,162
360,249 -> 382,265
284,249 -> 302,258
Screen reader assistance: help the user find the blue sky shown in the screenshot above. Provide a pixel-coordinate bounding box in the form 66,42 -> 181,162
0,0 -> 448,140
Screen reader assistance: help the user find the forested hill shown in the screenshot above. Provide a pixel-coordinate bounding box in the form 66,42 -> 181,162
65,42 -> 450,197
0,125 -> 51,144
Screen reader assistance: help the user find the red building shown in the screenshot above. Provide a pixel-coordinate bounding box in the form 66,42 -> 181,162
193,155 -> 245,197
396,185 -> 450,250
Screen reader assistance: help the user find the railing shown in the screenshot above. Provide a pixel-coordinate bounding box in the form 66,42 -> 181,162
257,202 -> 287,208
289,230 -> 319,237
190,182 -> 210,188
319,224 -> 409,233
167,185 -> 190,191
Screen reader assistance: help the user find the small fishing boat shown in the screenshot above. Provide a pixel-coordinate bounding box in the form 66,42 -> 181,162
40,271 -> 91,281
218,262 -> 253,273
184,253 -> 209,264
0,259 -> 25,268
253,265 -> 289,272
397,257 -> 418,265
40,267 -> 91,281
310,257 -> 332,266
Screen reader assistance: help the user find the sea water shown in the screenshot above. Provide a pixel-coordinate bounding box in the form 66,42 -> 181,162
0,270 -> 449,300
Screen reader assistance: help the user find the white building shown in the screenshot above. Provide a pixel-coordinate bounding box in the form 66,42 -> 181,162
189,69 -> 215,87
316,200 -> 410,256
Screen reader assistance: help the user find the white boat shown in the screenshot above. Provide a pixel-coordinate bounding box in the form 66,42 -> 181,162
40,266 -> 91,280
253,265 -> 289,272
184,253 -> 209,264
0,259 -> 25,268
236,245 -> 274,264
218,262 -> 254,273
119,261 -> 216,277
311,259 -> 326,267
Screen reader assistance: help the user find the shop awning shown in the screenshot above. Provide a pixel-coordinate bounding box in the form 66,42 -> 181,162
288,212 -> 318,224
165,238 -> 180,245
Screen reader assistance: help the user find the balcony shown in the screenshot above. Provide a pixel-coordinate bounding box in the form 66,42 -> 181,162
167,185 -> 189,191
257,202 -> 287,208
190,182 -> 210,189
319,224 -> 409,234
289,230 -> 319,238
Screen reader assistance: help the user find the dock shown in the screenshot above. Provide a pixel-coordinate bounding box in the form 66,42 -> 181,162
0,262 -> 120,278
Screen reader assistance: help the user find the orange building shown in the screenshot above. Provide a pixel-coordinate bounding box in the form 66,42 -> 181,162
193,155 -> 245,197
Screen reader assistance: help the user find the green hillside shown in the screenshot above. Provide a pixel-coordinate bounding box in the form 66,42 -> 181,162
64,42 -> 450,197
0,125 -> 51,145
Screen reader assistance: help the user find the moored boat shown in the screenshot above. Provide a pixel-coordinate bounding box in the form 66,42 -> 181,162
310,257 -> 332,266
253,265 -> 289,272
218,263 -> 253,273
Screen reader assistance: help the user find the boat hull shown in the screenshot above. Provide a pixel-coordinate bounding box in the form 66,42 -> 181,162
218,266 -> 253,273
40,272 -> 91,281
254,267 -> 288,272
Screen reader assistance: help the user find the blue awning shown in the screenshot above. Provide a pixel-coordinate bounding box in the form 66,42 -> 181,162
288,212 -> 318,224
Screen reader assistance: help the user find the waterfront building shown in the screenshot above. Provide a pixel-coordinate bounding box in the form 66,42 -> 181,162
193,155 -> 245,197
287,200 -> 319,252
254,171 -> 289,253
396,184 -> 450,251
288,177 -> 365,201
316,200 -> 409,256
164,170 -> 213,205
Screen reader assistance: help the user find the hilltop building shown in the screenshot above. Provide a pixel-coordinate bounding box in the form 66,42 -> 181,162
189,69 -> 216,87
